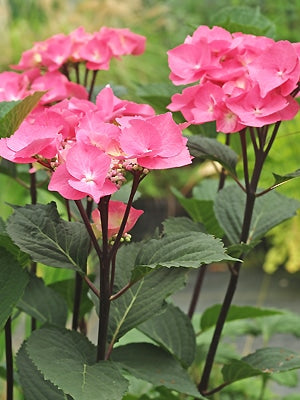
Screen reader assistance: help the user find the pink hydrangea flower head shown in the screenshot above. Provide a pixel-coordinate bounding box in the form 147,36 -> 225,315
92,200 -> 144,239
39,33 -> 73,71
48,142 -> 117,202
79,34 -> 112,70
95,86 -> 155,122
168,82 -> 224,124
68,26 -> 92,62
30,71 -> 88,104
98,27 -> 146,57
0,71 -> 31,101
247,40 -> 300,97
119,112 -> 192,169
76,111 -> 123,157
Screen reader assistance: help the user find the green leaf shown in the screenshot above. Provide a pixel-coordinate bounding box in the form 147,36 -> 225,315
136,83 -> 185,114
272,169 -> 300,187
271,370 -> 298,388
0,247 -> 29,331
108,268 -> 187,342
0,217 -> 30,267
222,347 -> 300,383
214,185 -> 300,244
211,6 -> 276,37
112,343 -> 204,398
49,278 -> 93,318
26,327 -> 128,400
222,359 -> 262,382
187,136 -> 238,176
0,92 -> 45,138
134,232 -> 237,270
16,342 -> 67,400
7,202 -> 90,273
138,303 -> 196,367
172,188 -> 224,237
162,216 -> 205,234
200,304 -> 282,331
17,275 -> 68,327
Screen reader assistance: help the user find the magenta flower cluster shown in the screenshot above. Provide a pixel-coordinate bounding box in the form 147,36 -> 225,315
167,26 -> 300,133
0,27 -> 192,206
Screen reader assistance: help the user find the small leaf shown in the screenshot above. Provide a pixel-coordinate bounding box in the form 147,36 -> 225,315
222,347 -> 300,383
16,342 -> 67,400
26,327 -> 128,400
0,92 -> 45,138
17,275 -> 68,327
201,304 -> 282,331
7,202 -> 90,273
214,185 -> 300,244
272,169 -> 300,187
0,247 -> 29,331
112,343 -> 204,398
134,232 -> 237,270
187,136 -> 238,176
138,303 -> 196,367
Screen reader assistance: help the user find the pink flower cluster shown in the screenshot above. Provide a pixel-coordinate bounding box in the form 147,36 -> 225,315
0,85 -> 191,203
0,26 -> 146,104
167,26 -> 300,133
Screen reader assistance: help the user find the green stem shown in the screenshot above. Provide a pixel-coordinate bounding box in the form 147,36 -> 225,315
5,317 -> 13,400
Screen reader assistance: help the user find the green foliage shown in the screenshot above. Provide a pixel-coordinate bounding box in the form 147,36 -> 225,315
138,303 -> 196,367
214,185 -> 300,244
0,247 -> 29,331
112,343 -> 203,398
25,327 -> 128,400
7,202 -> 90,273
0,92 -> 45,138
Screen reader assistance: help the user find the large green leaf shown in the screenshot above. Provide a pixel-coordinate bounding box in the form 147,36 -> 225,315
0,92 -> 45,138
222,347 -> 300,383
211,6 -> 276,37
17,275 -> 68,327
49,277 -> 93,318
200,304 -> 282,331
0,217 -> 30,267
172,188 -> 224,237
112,343 -> 204,399
134,232 -> 237,270
26,327 -> 128,400
7,202 -> 90,273
16,342 -> 68,400
187,136 -> 238,176
108,268 -> 187,342
0,247 -> 29,331
138,303 -> 196,367
214,185 -> 300,244
162,216 -> 205,235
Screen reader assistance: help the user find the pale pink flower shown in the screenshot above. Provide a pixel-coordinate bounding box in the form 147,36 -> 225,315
92,200 -> 143,239
79,34 -> 112,70
0,71 -> 31,101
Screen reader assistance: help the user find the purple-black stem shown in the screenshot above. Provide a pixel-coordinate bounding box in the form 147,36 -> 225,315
29,163 -> 37,331
5,317 -> 13,400
198,124 -> 280,395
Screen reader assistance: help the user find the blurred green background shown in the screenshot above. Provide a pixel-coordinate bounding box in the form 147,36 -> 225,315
0,0 -> 300,274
